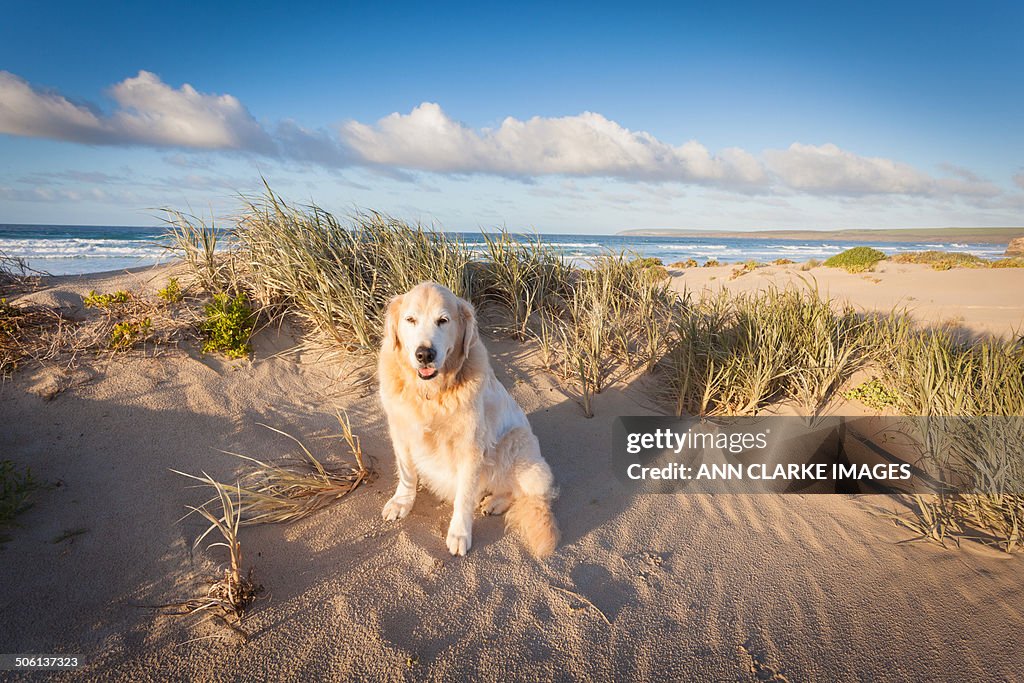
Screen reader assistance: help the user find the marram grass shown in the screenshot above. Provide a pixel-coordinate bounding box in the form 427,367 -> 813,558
662,285 -> 870,417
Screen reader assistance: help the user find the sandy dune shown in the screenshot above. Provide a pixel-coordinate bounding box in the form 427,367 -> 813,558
1,263 -> 1022,681
671,261 -> 1024,338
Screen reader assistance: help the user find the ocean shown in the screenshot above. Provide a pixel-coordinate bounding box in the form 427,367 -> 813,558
0,223 -> 1011,276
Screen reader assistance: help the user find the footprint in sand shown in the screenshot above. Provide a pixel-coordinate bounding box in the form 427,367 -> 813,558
737,639 -> 790,682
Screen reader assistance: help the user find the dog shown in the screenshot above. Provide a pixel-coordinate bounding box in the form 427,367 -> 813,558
377,281 -> 559,557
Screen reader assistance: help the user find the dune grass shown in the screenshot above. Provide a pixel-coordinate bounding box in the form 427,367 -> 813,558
476,230 -> 571,339
539,252 -> 680,415
166,189 -> 678,414
663,286 -> 869,416
160,212 -> 234,294
210,189 -> 475,352
887,251 -> 1024,270
868,317 -> 1024,550
873,318 -> 1024,416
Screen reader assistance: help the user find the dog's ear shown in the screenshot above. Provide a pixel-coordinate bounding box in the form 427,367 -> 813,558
458,297 -> 478,360
382,294 -> 404,352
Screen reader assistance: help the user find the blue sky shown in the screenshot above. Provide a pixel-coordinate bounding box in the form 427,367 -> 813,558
1,1 -> 1021,232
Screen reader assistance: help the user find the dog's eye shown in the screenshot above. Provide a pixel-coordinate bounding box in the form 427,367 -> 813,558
405,316 -> 416,325
437,317 -> 449,326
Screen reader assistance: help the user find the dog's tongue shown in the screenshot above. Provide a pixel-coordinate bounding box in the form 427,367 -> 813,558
418,367 -> 436,378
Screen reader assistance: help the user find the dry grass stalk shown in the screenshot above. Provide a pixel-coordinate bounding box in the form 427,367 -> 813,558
2,282 -> 198,379
158,478 -> 262,640
1,300 -> 71,376
0,250 -> 46,297
173,414 -> 373,527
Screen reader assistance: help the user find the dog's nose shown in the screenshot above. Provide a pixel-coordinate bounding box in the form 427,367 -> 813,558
415,346 -> 436,365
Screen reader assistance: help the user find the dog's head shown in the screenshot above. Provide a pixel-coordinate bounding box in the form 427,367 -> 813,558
382,282 -> 477,381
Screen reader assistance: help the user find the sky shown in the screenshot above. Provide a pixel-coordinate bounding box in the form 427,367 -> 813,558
0,1 -> 1022,233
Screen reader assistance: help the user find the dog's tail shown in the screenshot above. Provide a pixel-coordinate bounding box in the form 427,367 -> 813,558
506,494 -> 559,558
495,427 -> 560,558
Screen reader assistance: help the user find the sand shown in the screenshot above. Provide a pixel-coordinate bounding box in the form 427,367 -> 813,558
1,262 -> 1022,681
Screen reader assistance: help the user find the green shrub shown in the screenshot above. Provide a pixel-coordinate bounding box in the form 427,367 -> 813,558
626,256 -> 668,281
729,261 -> 760,279
992,257 -> 1024,268
83,290 -> 131,308
0,298 -> 17,334
823,247 -> 887,273
158,277 -> 184,303
670,259 -> 699,269
109,318 -> 152,350
801,259 -> 821,271
702,259 -> 720,268
843,378 -> 901,411
200,294 -> 255,359
892,251 -> 988,270
1,460 -> 38,542
772,258 -> 795,265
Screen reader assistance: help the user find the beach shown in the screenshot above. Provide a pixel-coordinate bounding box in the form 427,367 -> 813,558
1,259 -> 1022,680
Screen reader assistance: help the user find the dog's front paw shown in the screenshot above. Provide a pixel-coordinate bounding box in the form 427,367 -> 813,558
382,495 -> 415,521
446,529 -> 472,556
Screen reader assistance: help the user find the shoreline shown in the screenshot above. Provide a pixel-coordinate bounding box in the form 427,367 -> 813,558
5,225 -> 1023,280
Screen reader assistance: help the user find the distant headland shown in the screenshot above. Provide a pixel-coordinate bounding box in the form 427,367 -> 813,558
617,227 -> 1024,245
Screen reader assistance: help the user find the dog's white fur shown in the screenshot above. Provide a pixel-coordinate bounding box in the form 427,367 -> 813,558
378,281 -> 559,557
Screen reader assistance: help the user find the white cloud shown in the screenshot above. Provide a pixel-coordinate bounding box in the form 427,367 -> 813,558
0,70 -> 273,152
763,143 -> 999,197
0,71 -> 1008,204
340,103 -> 768,186
766,142 -> 929,195
0,71 -> 109,143
106,71 -> 274,151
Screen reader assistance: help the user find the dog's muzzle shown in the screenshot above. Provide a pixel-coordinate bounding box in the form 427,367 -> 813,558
415,345 -> 438,380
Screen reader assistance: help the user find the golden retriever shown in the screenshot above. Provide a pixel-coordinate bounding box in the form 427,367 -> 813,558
378,281 -> 559,557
